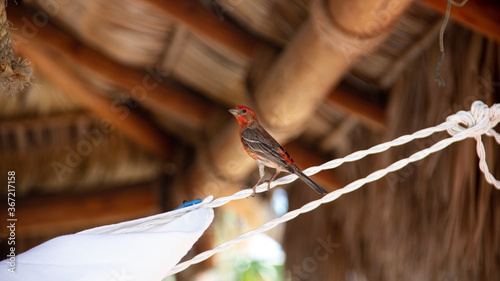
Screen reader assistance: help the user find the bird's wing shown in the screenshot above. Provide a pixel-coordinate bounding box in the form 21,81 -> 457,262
241,127 -> 294,169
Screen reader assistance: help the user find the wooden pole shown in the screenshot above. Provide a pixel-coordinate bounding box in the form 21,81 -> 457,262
254,0 -> 412,139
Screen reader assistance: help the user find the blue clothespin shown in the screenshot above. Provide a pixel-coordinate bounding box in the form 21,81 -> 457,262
174,199 -> 202,210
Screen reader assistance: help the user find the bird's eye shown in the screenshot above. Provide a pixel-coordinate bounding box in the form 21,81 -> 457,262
242,109 -> 247,113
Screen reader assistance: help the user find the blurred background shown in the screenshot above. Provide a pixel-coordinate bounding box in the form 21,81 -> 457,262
0,0 -> 499,280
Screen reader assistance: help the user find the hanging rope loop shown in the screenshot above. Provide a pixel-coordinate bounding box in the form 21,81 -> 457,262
444,101 -> 500,189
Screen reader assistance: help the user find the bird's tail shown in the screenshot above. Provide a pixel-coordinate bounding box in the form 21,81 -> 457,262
294,168 -> 328,194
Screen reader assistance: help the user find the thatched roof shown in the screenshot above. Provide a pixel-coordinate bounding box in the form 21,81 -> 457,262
1,0 -> 499,279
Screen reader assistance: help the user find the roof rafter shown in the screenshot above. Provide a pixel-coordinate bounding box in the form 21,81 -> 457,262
328,86 -> 386,130
143,0 -> 259,58
7,182 -> 160,251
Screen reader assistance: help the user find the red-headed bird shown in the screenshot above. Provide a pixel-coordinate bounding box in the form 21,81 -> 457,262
229,106 -> 328,196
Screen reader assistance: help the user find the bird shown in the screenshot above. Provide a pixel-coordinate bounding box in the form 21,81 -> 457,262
229,106 -> 328,196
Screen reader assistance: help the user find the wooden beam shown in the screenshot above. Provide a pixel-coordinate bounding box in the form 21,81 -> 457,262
8,7 -> 211,133
327,86 -> 386,130
13,47 -> 173,159
0,182 -> 160,252
420,0 -> 500,43
0,112 -> 91,152
0,112 -> 91,129
143,0 -> 259,58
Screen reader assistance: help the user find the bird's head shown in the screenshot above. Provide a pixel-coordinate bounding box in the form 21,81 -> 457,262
229,106 -> 258,127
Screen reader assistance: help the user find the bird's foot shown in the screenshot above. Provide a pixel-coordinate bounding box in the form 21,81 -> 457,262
240,186 -> 257,197
251,186 -> 258,197
255,180 -> 272,191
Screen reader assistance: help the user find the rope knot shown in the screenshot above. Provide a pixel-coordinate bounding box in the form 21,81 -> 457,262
446,101 -> 500,136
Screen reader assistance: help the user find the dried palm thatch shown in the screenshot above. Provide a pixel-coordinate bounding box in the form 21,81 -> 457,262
26,0 -> 250,106
359,24 -> 500,281
24,0 -> 446,110
160,24 -> 248,106
283,22 -> 500,281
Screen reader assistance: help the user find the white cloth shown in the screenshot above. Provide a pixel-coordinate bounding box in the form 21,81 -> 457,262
0,207 -> 214,281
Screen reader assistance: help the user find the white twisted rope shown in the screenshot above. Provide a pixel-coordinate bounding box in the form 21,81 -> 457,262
167,101 -> 500,275
88,100 -> 500,237
169,101 -> 500,274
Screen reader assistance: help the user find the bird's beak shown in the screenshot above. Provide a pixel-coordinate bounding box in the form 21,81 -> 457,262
228,108 -> 238,116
